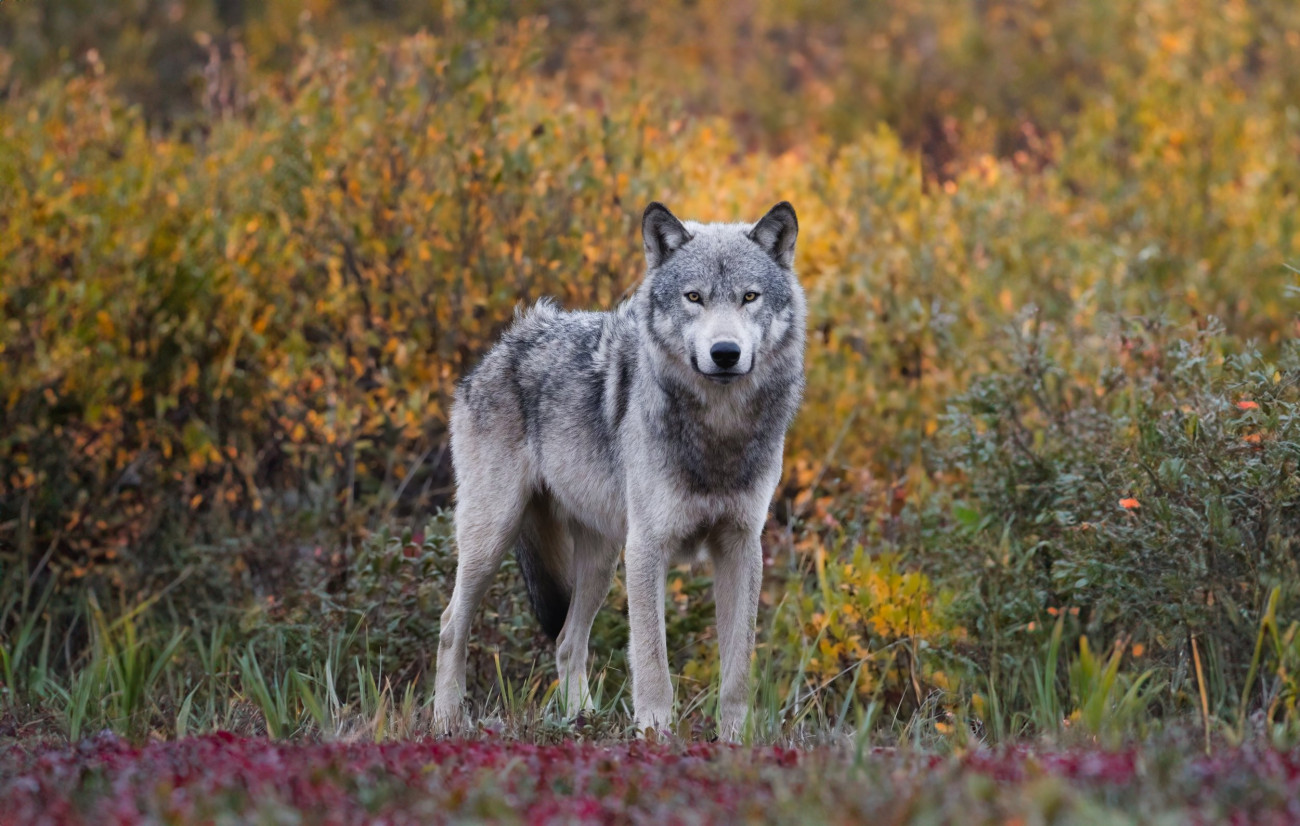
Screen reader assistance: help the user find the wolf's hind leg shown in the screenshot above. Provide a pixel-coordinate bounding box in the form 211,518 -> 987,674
433,480 -> 528,731
710,526 -> 763,741
554,525 -> 618,717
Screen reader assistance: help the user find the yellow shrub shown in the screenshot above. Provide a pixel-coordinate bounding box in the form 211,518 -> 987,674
765,541 -> 962,706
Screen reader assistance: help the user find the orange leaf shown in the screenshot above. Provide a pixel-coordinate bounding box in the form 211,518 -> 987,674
1119,498 -> 1140,510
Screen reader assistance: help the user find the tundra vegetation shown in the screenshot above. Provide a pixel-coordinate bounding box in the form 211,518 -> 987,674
2,1 -> 1300,821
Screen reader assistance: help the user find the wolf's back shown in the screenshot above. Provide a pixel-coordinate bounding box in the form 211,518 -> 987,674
452,299 -> 627,641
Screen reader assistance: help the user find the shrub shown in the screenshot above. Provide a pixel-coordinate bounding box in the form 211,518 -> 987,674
1,24 -> 666,594
932,316 -> 1300,717
5,8 -> 1298,607
3,2 -> 1300,742
765,540 -> 962,712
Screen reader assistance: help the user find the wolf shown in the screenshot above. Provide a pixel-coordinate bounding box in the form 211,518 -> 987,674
432,201 -> 805,738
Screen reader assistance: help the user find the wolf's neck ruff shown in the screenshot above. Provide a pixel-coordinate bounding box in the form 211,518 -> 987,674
634,332 -> 798,496
435,201 -> 806,740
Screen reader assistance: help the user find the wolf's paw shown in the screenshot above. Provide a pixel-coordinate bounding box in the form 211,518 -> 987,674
716,713 -> 750,743
633,723 -> 677,743
431,702 -> 466,736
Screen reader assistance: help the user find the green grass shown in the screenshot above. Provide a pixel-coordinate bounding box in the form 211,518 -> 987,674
5,566 -> 1300,754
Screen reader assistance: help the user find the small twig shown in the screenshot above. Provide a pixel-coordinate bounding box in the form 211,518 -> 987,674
386,439 -> 447,517
25,529 -> 61,602
804,407 -> 859,515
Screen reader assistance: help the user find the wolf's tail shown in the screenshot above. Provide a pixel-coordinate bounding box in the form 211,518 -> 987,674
514,496 -> 571,640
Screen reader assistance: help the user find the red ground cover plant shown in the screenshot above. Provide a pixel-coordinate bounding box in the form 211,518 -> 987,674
5,733 -> 1300,825
2,733 -> 800,825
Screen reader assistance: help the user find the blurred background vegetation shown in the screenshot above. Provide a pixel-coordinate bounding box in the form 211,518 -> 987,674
2,0 -> 1299,743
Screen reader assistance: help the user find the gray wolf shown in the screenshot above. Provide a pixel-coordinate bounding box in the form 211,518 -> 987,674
432,201 -> 805,738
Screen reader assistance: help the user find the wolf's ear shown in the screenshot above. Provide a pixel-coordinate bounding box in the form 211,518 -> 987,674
642,202 -> 692,268
747,201 -> 798,269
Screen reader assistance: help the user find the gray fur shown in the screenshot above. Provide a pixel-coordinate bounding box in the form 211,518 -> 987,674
433,202 -> 806,739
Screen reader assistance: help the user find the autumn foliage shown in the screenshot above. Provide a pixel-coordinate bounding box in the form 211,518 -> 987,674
2,0 -> 1300,741
8,732 -> 1300,824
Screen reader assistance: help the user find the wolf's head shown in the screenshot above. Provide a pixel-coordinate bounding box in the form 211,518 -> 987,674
638,201 -> 805,386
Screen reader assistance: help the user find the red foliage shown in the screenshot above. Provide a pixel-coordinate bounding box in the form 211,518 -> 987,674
0,733 -> 803,825
5,734 -> 1300,824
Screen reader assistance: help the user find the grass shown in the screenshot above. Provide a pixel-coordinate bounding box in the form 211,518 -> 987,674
0,607 -> 871,748
3,571 -> 1299,752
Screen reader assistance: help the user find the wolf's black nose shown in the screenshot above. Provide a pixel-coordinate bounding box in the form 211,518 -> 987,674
710,341 -> 742,369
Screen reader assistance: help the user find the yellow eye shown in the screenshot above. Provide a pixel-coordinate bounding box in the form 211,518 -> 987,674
743,291 -> 759,303
685,291 -> 702,303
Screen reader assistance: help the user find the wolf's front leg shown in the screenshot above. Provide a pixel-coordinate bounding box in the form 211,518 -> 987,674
624,534 -> 673,733
711,527 -> 763,741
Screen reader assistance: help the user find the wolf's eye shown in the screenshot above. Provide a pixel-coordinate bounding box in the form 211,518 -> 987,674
685,291 -> 702,303
743,291 -> 760,303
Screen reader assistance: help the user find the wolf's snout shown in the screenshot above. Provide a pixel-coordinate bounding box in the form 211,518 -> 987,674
710,341 -> 742,369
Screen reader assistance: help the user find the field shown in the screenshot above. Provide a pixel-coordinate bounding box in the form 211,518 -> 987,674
2,0 -> 1300,822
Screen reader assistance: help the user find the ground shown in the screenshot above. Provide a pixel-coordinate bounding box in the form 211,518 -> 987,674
5,732 -> 1300,824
